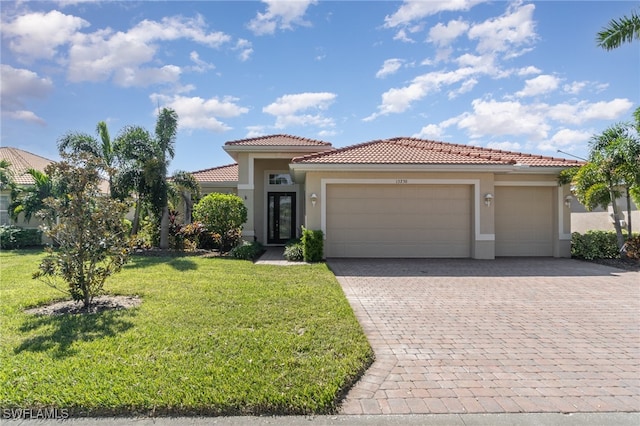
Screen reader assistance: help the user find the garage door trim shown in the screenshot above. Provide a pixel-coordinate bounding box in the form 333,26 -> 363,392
320,178 -> 494,243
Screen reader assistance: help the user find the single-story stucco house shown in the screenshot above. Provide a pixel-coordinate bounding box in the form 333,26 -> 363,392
0,147 -> 54,228
191,134 -> 584,259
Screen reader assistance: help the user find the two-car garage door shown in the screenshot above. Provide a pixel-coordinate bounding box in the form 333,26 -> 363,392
325,183 -> 556,258
326,184 -> 471,258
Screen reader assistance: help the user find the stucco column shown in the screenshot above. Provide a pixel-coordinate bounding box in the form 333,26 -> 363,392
236,153 -> 255,241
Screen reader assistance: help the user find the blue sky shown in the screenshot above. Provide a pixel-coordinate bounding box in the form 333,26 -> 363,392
1,0 -> 638,173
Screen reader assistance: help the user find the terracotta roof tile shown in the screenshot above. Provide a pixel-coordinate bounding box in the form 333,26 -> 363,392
225,134 -> 331,147
191,163 -> 238,182
0,147 -> 54,185
293,137 -> 583,167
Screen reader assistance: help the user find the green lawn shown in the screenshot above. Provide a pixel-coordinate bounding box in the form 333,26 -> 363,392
0,250 -> 373,416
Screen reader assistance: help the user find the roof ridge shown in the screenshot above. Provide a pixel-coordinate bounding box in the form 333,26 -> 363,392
387,137 -> 582,165
190,163 -> 237,174
225,134 -> 331,146
292,139 -> 387,163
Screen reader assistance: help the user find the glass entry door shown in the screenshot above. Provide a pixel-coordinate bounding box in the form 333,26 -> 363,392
267,192 -> 296,244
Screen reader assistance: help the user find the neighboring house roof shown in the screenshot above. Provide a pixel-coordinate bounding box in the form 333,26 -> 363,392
292,137 -> 583,167
191,164 -> 238,183
225,134 -> 332,147
0,147 -> 54,185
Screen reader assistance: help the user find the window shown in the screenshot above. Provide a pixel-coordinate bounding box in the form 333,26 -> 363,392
268,173 -> 293,185
0,194 -> 10,225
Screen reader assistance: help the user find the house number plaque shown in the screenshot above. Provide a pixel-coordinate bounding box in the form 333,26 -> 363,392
396,179 -> 408,184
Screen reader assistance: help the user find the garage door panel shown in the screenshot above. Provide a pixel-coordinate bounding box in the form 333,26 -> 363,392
495,187 -> 553,257
326,184 -> 471,258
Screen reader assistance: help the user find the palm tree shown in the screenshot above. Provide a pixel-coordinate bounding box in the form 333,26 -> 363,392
168,171 -> 201,223
597,10 -> 640,50
112,125 -> 154,235
9,168 -> 55,226
58,121 -> 118,197
153,108 -> 178,249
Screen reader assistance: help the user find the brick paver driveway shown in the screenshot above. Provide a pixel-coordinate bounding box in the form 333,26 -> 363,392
329,258 -> 640,415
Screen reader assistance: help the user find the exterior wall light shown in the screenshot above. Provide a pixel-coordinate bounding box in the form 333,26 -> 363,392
484,193 -> 493,207
310,193 -> 318,207
564,195 -> 573,208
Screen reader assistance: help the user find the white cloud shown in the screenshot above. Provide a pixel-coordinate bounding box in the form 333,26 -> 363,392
456,99 -> 551,141
537,128 -> 592,152
428,19 -> 469,47
248,0 -> 317,35
1,10 -> 89,62
364,67 -> 477,121
150,93 -> 249,132
413,123 -> 445,140
234,39 -> 253,62
376,59 -> 404,79
517,66 -> 541,76
486,141 -> 522,151
66,15 -> 231,86
0,65 -> 53,125
563,81 -> 588,95
384,0 -> 483,29
6,110 -> 47,126
189,51 -> 216,73
546,99 -> 633,125
468,3 -> 537,54
263,92 -> 336,129
516,74 -> 561,97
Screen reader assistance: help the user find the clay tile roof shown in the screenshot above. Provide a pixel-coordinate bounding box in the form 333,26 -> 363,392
190,163 -> 238,183
292,137 -> 583,167
0,147 -> 54,185
225,134 -> 332,147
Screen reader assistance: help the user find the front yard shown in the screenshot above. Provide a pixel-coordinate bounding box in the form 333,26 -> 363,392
0,250 -> 373,416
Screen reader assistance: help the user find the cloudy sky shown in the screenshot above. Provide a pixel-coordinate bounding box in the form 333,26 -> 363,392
1,0 -> 637,173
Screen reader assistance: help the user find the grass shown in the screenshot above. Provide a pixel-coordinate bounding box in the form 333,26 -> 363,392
0,249 -> 373,416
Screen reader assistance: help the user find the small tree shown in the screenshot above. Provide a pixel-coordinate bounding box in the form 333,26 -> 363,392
33,154 -> 131,309
193,193 -> 247,252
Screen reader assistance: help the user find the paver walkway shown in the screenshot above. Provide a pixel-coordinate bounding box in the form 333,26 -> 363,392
328,258 -> 640,415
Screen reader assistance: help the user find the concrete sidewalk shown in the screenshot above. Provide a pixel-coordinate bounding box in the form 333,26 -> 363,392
6,412 -> 640,425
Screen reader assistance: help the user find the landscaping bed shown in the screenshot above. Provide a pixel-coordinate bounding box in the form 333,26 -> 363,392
0,250 -> 373,416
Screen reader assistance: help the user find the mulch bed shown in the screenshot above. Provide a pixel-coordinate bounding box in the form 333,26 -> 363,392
585,257 -> 640,272
25,295 -> 142,316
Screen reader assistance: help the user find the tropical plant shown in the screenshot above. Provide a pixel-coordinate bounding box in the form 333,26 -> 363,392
58,121 -> 118,197
9,168 -> 55,226
33,153 -> 130,309
112,125 -> 155,235
597,9 -> 640,50
150,108 -> 178,249
168,170 -> 201,223
559,113 -> 640,250
193,193 -> 247,252
0,159 -> 15,191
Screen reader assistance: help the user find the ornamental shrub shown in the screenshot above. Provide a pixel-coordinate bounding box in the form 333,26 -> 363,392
284,238 -> 304,261
301,227 -> 323,262
33,155 -> 131,309
0,225 -> 42,249
622,235 -> 640,259
230,241 -> 264,260
193,193 -> 247,252
571,230 -> 621,260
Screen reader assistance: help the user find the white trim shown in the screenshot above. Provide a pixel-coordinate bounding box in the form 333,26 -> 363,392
558,189 -> 571,240
238,184 -> 254,190
320,178 -> 494,243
